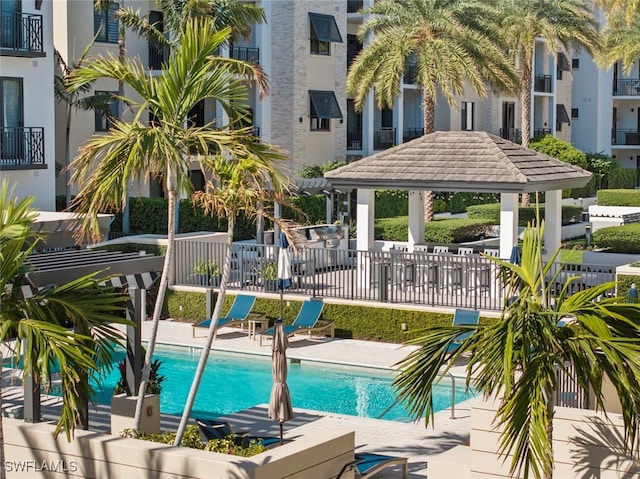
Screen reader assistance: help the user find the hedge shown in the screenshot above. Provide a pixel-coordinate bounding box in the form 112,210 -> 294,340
592,224 -> 640,253
596,189 -> 640,207
374,216 -> 494,243
466,204 -> 583,226
163,291 -> 494,343
608,169 -> 637,190
617,274 -> 640,299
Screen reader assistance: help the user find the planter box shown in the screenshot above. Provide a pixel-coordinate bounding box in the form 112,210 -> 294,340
111,394 -> 160,435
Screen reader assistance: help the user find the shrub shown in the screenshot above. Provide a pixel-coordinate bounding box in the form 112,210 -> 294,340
466,204 -> 582,225
435,192 -> 500,214
617,274 -> 640,298
375,190 -> 408,218
597,189 -> 640,207
592,224 -> 640,253
374,216 -> 493,243
529,135 -> 588,169
608,168 -> 637,189
114,358 -> 165,395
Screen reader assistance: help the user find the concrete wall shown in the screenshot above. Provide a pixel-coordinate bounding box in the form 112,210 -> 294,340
470,397 -> 640,478
4,417 -> 355,479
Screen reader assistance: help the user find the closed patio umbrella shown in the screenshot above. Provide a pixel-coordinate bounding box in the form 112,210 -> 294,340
268,320 -> 293,444
277,232 -> 293,319
509,244 -> 521,265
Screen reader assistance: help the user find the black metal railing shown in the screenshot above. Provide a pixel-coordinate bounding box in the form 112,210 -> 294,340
231,47 -> 259,64
403,128 -> 424,142
0,127 -> 45,168
533,128 -> 551,137
613,79 -> 640,96
611,128 -> 640,145
534,74 -> 552,93
403,63 -> 418,84
347,130 -> 363,150
374,128 -> 396,150
148,42 -> 169,70
499,128 -> 522,143
0,12 -> 43,53
347,0 -> 364,13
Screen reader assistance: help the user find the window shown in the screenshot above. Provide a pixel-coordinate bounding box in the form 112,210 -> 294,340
572,58 -> 580,69
556,103 -> 570,132
309,13 -> 342,55
571,108 -> 579,119
94,91 -> 119,132
461,102 -> 474,131
309,90 -> 342,131
94,2 -> 119,44
557,53 -> 570,80
1,77 -> 24,159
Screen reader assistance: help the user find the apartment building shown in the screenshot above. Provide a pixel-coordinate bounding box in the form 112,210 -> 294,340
0,0 -> 56,210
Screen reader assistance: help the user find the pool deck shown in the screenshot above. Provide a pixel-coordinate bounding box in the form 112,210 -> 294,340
133,319 -> 473,478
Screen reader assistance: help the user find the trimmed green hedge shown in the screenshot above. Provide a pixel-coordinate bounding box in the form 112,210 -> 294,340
592,224 -> 640,253
466,204 -> 583,225
163,291 -> 495,343
374,217 -> 493,243
617,274 -> 640,299
597,189 -> 640,207
608,169 -> 637,189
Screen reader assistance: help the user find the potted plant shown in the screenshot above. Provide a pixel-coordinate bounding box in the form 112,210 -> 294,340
258,260 -> 278,292
192,259 -> 221,286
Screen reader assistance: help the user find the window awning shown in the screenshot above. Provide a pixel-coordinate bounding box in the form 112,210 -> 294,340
309,90 -> 343,119
309,13 -> 343,43
557,104 -> 570,124
557,52 -> 571,72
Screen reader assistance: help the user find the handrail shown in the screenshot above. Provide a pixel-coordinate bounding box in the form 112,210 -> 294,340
376,372 -> 458,421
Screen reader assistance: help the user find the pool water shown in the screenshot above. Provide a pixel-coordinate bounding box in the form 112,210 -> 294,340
91,345 -> 474,422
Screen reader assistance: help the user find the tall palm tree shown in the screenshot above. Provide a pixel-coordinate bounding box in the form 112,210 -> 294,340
596,0 -> 640,24
0,181 -> 128,479
67,18 -> 276,432
596,8 -> 640,74
347,0 -> 518,221
394,220 -> 640,479
172,154 -> 300,445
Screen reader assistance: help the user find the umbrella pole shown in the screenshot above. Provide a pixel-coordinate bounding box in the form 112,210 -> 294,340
280,422 -> 284,445
279,289 -> 283,319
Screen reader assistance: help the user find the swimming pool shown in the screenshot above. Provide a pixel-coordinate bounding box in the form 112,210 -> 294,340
91,345 -> 474,422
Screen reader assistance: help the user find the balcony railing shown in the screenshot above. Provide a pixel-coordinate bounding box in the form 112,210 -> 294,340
374,128 -> 396,150
499,128 -> 522,143
613,79 -> 640,96
1,127 -> 45,169
0,12 -> 44,55
148,43 -> 169,70
403,128 -> 424,142
533,128 -> 552,137
347,0 -> 364,13
534,74 -> 552,93
403,64 -> 418,84
611,128 -> 640,145
347,130 -> 363,150
231,47 -> 259,64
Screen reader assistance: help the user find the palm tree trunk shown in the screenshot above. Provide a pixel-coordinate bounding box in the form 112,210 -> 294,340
132,170 -> 177,430
65,105 -> 72,208
118,10 -> 130,234
173,215 -> 236,446
0,376 -> 5,479
544,387 -> 555,479
520,49 -> 533,207
423,88 -> 435,222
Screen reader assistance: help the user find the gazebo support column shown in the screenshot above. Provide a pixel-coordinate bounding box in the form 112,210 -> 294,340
544,189 -> 562,260
500,193 -> 520,259
325,192 -> 333,224
356,188 -> 375,291
407,191 -> 425,250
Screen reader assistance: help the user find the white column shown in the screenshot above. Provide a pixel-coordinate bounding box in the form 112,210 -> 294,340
407,190 -> 424,250
325,193 -> 333,224
356,188 -> 375,251
544,189 -> 562,260
500,193 -> 520,259
274,202 -> 281,242
393,93 -> 403,146
256,0 -> 271,142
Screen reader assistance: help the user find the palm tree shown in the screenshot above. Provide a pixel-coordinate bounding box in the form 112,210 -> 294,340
596,8 -> 640,74
347,0 -> 518,221
66,18 -> 276,432
172,154 -> 301,445
596,0 -> 640,24
394,219 -> 640,479
0,181 -> 128,479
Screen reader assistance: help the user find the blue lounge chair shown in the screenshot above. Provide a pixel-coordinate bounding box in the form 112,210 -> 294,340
259,300 -> 331,346
448,308 -> 480,353
339,452 -> 408,479
192,294 -> 257,339
195,418 -> 281,448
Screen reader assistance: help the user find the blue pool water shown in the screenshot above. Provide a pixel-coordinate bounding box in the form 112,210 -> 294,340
91,345 -> 474,422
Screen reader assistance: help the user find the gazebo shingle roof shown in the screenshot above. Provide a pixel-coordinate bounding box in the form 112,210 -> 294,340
325,131 -> 592,193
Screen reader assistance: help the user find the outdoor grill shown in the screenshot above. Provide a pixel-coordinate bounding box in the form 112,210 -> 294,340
311,225 -> 344,249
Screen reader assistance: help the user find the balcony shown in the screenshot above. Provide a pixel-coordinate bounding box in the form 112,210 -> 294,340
499,128 -> 522,143
231,47 -> 259,64
0,127 -> 45,169
347,130 -> 362,150
0,12 -> 44,56
347,0 -> 364,13
533,128 -> 551,137
534,74 -> 552,93
403,128 -> 424,142
374,128 -> 396,150
613,79 -> 640,96
611,129 -> 640,145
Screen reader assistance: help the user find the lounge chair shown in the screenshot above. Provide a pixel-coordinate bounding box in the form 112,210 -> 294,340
195,418 -> 280,448
339,452 -> 408,479
192,294 -> 257,339
448,308 -> 480,353
259,300 -> 332,346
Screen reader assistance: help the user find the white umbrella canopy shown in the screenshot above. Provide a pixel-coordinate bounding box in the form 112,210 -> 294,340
268,320 -> 293,444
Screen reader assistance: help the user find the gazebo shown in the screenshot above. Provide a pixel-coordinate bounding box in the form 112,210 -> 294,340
324,131 -> 592,259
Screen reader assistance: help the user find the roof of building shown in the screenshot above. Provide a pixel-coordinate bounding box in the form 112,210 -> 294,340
324,131 -> 592,193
